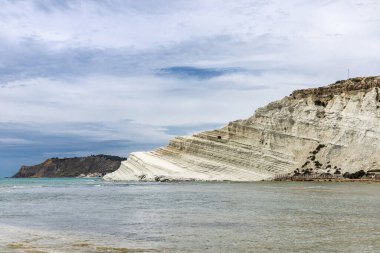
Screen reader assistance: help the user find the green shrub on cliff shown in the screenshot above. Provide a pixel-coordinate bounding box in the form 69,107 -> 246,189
343,170 -> 365,179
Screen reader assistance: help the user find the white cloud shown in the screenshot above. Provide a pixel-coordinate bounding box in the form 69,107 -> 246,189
0,137 -> 32,145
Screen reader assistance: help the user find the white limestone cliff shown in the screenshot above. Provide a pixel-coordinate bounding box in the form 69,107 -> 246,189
104,76 -> 380,181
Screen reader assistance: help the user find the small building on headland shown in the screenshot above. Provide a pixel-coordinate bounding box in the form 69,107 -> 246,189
366,170 -> 380,180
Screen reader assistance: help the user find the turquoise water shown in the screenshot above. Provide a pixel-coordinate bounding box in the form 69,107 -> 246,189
0,178 -> 379,252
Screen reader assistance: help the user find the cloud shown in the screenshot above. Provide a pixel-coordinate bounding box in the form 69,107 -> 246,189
32,0 -> 73,13
163,122 -> 224,136
0,137 -> 32,145
0,34 -> 251,83
2,0 -> 379,84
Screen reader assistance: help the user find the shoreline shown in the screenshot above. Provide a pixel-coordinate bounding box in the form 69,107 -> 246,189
2,177 -> 380,183
272,178 -> 380,183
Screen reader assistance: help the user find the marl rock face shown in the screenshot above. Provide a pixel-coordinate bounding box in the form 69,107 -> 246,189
104,76 -> 380,181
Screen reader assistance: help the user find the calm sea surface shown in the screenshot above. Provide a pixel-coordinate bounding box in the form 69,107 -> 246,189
0,178 -> 379,252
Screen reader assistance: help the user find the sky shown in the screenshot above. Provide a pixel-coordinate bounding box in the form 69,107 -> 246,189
1,0 -> 380,177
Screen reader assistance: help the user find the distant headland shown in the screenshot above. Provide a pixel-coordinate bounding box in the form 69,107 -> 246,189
12,155 -> 126,178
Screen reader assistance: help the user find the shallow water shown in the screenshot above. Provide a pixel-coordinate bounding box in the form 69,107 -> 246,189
0,178 -> 379,252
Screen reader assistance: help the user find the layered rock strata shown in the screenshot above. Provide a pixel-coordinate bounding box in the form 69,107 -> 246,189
104,76 -> 380,181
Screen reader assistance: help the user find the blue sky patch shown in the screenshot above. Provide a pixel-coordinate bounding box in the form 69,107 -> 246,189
157,66 -> 245,80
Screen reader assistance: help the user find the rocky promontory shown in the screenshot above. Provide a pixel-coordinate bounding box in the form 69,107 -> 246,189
104,76 -> 380,181
13,155 -> 126,178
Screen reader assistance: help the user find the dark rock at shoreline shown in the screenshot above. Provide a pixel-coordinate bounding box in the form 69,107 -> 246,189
12,155 -> 126,178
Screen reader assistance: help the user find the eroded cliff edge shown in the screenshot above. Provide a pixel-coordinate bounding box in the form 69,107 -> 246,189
104,76 -> 380,181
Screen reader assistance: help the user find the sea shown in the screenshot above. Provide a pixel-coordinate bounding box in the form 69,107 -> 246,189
0,178 -> 379,253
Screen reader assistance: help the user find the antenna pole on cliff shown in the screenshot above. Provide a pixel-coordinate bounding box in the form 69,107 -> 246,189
347,68 -> 350,79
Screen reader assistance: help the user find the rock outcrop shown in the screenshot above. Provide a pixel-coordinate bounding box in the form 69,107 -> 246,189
13,155 -> 126,178
104,76 -> 380,181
